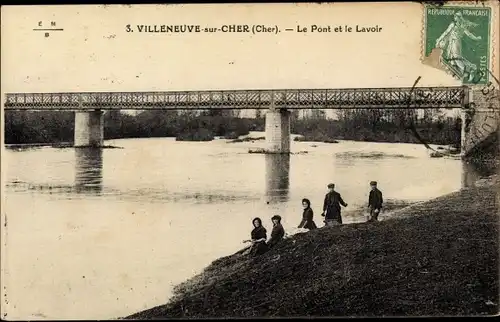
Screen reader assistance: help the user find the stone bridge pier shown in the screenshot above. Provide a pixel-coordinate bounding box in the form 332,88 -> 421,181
265,108 -> 291,154
461,88 -> 500,158
74,110 -> 104,148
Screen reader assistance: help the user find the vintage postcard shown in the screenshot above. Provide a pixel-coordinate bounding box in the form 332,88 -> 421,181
1,1 -> 499,320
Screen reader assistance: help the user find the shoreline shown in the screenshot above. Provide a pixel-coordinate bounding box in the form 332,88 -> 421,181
3,135 -> 458,152
125,175 -> 499,319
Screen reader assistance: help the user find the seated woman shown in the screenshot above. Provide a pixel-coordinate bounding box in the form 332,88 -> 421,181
298,198 -> 317,230
267,215 -> 285,248
242,217 -> 269,256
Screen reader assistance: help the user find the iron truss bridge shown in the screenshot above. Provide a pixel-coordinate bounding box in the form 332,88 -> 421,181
4,86 -> 466,110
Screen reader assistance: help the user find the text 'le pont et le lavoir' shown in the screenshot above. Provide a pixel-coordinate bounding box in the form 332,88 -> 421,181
125,24 -> 383,34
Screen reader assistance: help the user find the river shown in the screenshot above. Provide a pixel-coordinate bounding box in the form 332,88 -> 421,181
2,134 -> 477,320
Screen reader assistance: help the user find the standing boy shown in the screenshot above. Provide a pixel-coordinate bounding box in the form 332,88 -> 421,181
321,183 -> 348,226
368,181 -> 383,222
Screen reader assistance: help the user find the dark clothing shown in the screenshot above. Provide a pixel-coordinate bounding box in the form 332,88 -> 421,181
298,208 -> 317,230
249,226 -> 268,256
368,188 -> 384,210
251,226 -> 267,241
368,188 -> 383,210
368,188 -> 383,222
323,191 -> 347,221
268,223 -> 285,248
250,242 -> 268,256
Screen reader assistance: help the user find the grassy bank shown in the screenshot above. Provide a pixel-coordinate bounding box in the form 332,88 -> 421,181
127,181 -> 498,318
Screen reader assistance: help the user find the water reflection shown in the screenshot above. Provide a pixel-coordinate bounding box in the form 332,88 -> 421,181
265,153 -> 290,203
75,148 -> 103,194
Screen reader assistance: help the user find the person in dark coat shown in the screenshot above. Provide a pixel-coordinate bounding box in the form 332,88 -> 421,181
298,198 -> 317,230
368,181 -> 383,222
268,215 -> 285,248
242,217 -> 268,256
321,183 -> 348,226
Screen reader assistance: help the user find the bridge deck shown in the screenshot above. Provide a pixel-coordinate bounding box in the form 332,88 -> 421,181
4,87 -> 466,110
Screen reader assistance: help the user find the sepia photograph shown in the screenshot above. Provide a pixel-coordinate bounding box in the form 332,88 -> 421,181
1,1 -> 499,319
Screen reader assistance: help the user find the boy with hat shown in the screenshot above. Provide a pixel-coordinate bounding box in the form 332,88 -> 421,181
368,181 -> 383,222
321,183 -> 348,227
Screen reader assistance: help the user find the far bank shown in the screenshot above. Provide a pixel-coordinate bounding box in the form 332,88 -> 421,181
4,110 -> 461,147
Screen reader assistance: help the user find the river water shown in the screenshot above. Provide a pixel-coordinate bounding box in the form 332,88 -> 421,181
2,134 -> 476,320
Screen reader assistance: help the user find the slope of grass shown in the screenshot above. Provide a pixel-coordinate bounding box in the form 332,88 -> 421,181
126,184 -> 499,318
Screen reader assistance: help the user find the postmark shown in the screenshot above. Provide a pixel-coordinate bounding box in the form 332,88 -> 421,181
423,4 -> 492,85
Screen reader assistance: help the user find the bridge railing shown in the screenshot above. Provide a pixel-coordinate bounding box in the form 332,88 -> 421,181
4,87 -> 466,110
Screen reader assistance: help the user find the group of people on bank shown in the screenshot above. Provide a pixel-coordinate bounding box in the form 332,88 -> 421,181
242,181 -> 383,257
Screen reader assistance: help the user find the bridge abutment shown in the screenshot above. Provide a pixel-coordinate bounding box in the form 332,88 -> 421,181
265,108 -> 291,154
461,88 -> 500,158
74,110 -> 104,148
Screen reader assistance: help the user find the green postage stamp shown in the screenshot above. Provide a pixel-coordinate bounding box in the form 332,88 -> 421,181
424,5 -> 492,85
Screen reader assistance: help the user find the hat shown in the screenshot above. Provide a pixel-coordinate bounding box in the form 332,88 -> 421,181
370,181 -> 377,185
327,183 -> 335,188
271,215 -> 282,222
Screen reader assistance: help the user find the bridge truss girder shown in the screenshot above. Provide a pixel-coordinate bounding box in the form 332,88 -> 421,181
4,86 -> 466,110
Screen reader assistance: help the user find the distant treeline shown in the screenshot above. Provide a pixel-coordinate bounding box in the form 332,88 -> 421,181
4,110 -> 263,144
292,109 -> 462,146
4,109 -> 461,146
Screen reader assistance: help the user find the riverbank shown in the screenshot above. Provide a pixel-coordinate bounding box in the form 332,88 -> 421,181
127,177 -> 498,318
